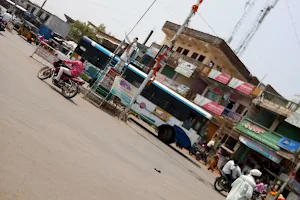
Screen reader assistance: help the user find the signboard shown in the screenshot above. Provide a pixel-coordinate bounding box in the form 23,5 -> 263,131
35,42 -> 68,64
153,107 -> 172,121
194,94 -> 225,115
110,76 -> 137,105
208,69 -> 231,84
175,58 -> 197,78
98,67 -> 121,90
278,137 -> 300,153
228,78 -> 255,95
236,120 -> 281,150
239,136 -> 282,163
145,46 -> 160,58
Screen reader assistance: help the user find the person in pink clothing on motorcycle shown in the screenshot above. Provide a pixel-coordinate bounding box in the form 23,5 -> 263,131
55,58 -> 85,83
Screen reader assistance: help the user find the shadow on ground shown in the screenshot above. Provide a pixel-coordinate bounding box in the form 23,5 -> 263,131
41,80 -> 78,106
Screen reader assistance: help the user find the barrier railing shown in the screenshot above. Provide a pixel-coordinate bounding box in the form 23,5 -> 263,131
221,108 -> 242,122
30,42 -> 69,67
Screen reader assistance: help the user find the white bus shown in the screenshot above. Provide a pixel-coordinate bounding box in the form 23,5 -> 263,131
74,36 -> 212,148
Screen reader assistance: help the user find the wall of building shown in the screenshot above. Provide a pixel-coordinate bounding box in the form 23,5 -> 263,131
275,121 -> 300,142
251,108 -> 278,128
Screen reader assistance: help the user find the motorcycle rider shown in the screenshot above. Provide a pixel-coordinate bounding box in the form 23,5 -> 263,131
222,159 -> 238,186
54,58 -> 85,83
226,169 -> 262,200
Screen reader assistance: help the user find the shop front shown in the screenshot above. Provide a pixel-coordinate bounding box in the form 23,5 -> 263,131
235,119 -> 284,178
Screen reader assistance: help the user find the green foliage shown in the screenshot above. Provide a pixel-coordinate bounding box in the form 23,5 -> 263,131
68,21 -> 107,42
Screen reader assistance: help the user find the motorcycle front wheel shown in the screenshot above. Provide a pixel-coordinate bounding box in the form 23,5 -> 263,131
37,66 -> 51,80
61,81 -> 79,99
214,177 -> 225,192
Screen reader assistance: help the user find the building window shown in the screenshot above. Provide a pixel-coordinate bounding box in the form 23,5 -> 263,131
198,55 -> 206,62
44,15 -> 50,21
215,65 -> 222,72
161,65 -> 176,79
205,90 -> 221,102
176,46 -> 183,53
182,49 -> 190,56
191,52 -> 199,59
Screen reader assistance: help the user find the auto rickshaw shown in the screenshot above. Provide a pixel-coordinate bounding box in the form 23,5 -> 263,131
18,21 -> 39,44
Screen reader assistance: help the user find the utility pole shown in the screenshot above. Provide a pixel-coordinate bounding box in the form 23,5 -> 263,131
272,148 -> 300,200
36,0 -> 48,17
124,0 -> 204,114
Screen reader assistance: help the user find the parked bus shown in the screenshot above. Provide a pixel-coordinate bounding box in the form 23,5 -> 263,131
74,36 -> 212,148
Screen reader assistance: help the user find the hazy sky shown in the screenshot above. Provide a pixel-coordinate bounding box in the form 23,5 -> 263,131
32,0 -> 300,98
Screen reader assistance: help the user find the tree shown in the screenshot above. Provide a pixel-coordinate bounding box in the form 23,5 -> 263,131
68,20 -> 97,42
98,23 -> 106,33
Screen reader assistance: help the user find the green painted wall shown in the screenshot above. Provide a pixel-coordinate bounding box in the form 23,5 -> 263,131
275,121 -> 300,142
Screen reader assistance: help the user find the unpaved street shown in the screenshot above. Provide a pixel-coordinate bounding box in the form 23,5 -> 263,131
0,32 -> 223,200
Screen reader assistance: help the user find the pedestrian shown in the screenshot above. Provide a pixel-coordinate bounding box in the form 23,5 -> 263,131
226,169 -> 262,200
205,137 -> 215,153
208,155 -> 219,172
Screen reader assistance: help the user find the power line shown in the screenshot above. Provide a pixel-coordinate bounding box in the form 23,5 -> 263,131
127,0 -> 158,36
284,0 -> 300,48
196,12 -> 218,36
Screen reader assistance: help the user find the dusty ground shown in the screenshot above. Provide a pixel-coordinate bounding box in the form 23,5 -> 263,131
0,31 -> 224,200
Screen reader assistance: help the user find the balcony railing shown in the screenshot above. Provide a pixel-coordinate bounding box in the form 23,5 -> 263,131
221,108 -> 243,122
253,91 -> 299,116
170,51 -> 206,70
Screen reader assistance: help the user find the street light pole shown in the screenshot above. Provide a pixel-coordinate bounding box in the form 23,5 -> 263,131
124,0 -> 204,114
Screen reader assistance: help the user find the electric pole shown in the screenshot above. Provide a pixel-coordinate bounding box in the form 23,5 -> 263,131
36,0 -> 48,17
124,0 -> 204,114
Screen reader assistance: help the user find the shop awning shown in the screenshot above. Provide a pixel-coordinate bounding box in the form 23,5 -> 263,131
239,136 -> 282,164
276,150 -> 297,162
236,119 -> 281,151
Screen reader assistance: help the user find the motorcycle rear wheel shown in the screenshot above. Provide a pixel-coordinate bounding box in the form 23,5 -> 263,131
61,81 -> 79,99
214,177 -> 225,192
37,67 -> 51,80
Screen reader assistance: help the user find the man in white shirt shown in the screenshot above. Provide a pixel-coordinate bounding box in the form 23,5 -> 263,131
222,159 -> 237,185
232,165 -> 242,180
1,12 -> 12,23
205,138 -> 215,153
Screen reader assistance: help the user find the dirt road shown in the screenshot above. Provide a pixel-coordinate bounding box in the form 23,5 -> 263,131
0,32 -> 224,200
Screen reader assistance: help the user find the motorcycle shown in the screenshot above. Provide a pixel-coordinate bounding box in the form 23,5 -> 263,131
252,190 -> 267,200
0,19 -> 7,32
37,60 -> 85,98
214,171 -> 231,193
195,145 -> 209,164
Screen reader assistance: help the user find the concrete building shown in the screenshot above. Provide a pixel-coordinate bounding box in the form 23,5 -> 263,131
234,88 -> 300,198
158,21 -> 261,153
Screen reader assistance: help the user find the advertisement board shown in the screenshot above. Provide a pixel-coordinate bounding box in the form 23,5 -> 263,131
175,58 -> 197,78
236,120 -> 281,150
208,69 -> 231,84
35,42 -> 68,64
110,76 -> 137,105
228,78 -> 255,95
194,94 -> 225,115
153,107 -> 172,121
239,136 -> 282,164
278,137 -> 300,153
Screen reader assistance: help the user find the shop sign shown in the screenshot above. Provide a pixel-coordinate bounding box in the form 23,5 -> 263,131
239,136 -> 282,164
194,94 -> 225,115
145,46 -> 160,58
236,120 -> 281,150
278,137 -> 300,153
110,76 -> 137,105
208,69 -> 231,84
228,78 -> 255,95
175,58 -> 197,78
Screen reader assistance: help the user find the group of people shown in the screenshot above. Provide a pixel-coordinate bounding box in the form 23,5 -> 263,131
221,159 -> 268,200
